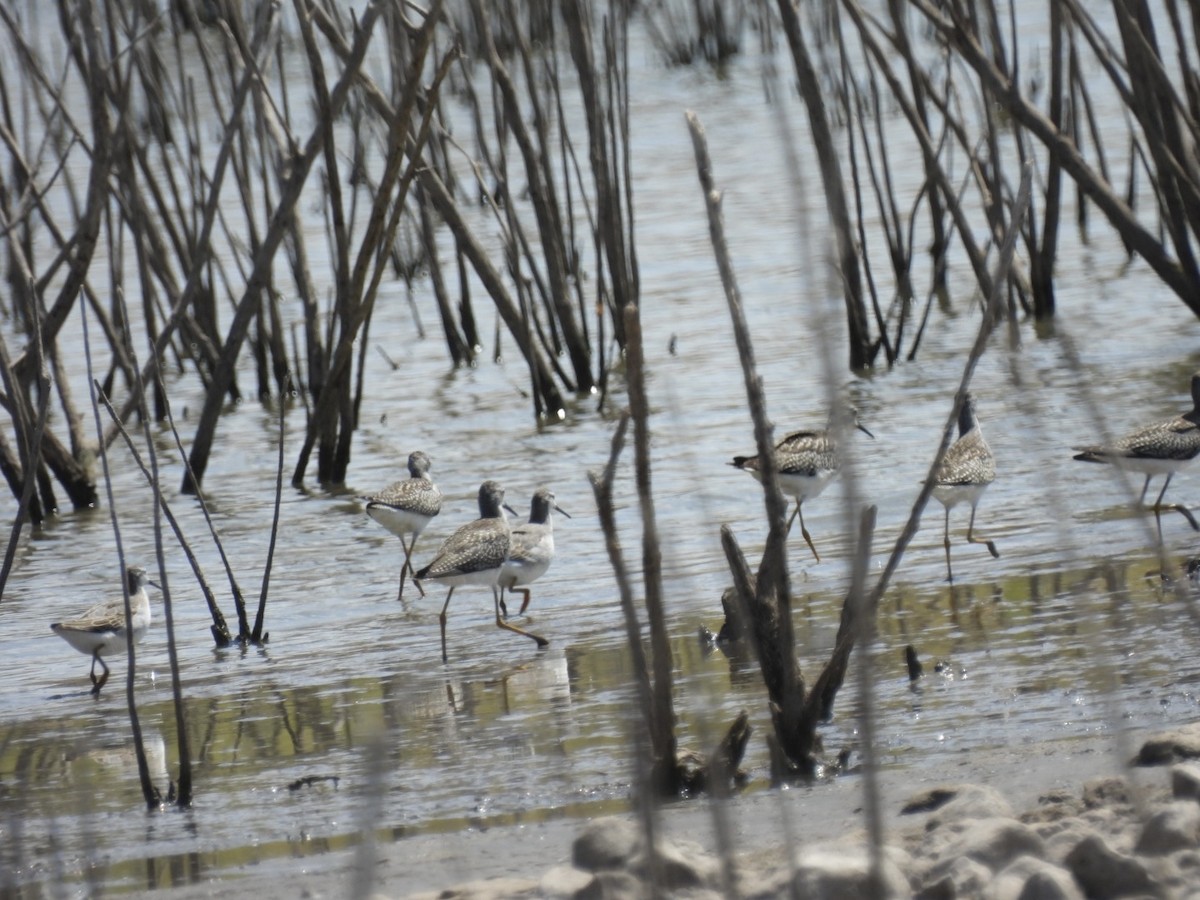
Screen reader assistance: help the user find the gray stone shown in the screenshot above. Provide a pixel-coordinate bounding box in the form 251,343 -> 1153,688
1040,819 -> 1099,866
792,844 -> 911,899
1172,763 -> 1200,802
540,864 -> 593,898
1022,789 -> 1084,824
904,784 -> 1015,830
573,870 -> 646,900
1063,833 -> 1154,899
913,874 -> 955,900
917,856 -> 991,899
937,817 -> 1045,872
736,864 -> 791,899
1134,723 -> 1200,766
572,818 -> 643,872
987,857 -> 1084,900
1134,801 -> 1200,855
1081,776 -> 1131,810
628,839 -> 719,891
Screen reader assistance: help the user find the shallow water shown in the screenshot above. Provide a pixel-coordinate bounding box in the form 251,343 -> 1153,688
4,6 -> 1200,897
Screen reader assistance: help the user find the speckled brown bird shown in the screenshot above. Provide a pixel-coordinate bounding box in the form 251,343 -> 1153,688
415,481 -> 548,662
932,394 -> 999,583
730,406 -> 873,563
361,450 -> 442,602
1073,371 -> 1200,531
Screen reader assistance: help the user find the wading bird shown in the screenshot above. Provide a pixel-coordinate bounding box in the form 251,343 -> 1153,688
51,565 -> 155,697
730,406 -> 873,562
415,481 -> 549,662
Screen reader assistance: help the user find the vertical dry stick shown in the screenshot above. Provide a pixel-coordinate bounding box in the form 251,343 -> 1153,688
0,238 -> 51,597
130,394 -> 195,808
622,303 -> 679,795
586,413 -> 663,884
687,111 -> 808,777
80,291 -> 159,810
96,389 -> 229,645
774,0 -> 869,370
252,376 -> 288,643
684,112 -> 789,538
154,370 -> 238,645
847,505 -> 883,891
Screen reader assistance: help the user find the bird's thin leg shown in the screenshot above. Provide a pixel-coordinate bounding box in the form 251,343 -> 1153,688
91,654 -> 109,698
398,535 -> 425,601
785,503 -> 800,535
1139,475 -> 1154,507
943,507 -> 954,584
1148,474 -> 1200,530
796,503 -> 821,563
89,653 -> 99,686
493,589 -> 549,649
499,587 -> 509,620
516,587 -> 533,616
965,505 -> 1000,558
439,587 -> 455,663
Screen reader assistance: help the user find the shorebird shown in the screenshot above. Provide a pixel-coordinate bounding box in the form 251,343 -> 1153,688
499,488 -> 570,618
361,450 -> 442,601
730,406 -> 874,562
51,565 -> 155,697
1073,371 -> 1200,531
931,393 -> 999,583
415,481 -> 549,662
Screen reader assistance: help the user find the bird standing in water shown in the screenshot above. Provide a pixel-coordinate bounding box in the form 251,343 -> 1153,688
731,406 -> 873,562
415,481 -> 549,662
51,565 -> 155,697
1073,371 -> 1200,531
499,488 -> 570,618
361,450 -> 442,601
931,394 -> 999,583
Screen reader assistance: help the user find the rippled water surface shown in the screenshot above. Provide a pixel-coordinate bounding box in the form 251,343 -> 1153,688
4,6 -> 1200,897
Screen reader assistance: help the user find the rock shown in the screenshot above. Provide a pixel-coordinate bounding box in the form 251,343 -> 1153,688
1021,789 -> 1084,824
1134,801 -> 1200,855
1063,833 -> 1154,898
934,818 -> 1045,872
1038,818 -> 1100,866
987,857 -> 1084,900
736,863 -> 791,898
1133,723 -> 1200,766
573,818 -> 642,872
916,856 -> 991,899
791,844 -> 911,899
574,870 -> 646,900
1081,776 -> 1131,809
629,838 -> 720,890
1171,763 -> 1200,801
540,864 -> 593,898
1171,848 -> 1200,886
902,787 -> 963,815
905,785 -> 1015,832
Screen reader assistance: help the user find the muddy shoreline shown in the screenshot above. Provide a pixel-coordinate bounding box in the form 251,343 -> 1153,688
142,729 -> 1139,898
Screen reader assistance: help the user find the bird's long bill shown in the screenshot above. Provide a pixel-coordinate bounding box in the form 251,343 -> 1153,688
555,504 -> 572,519
856,422 -> 875,439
